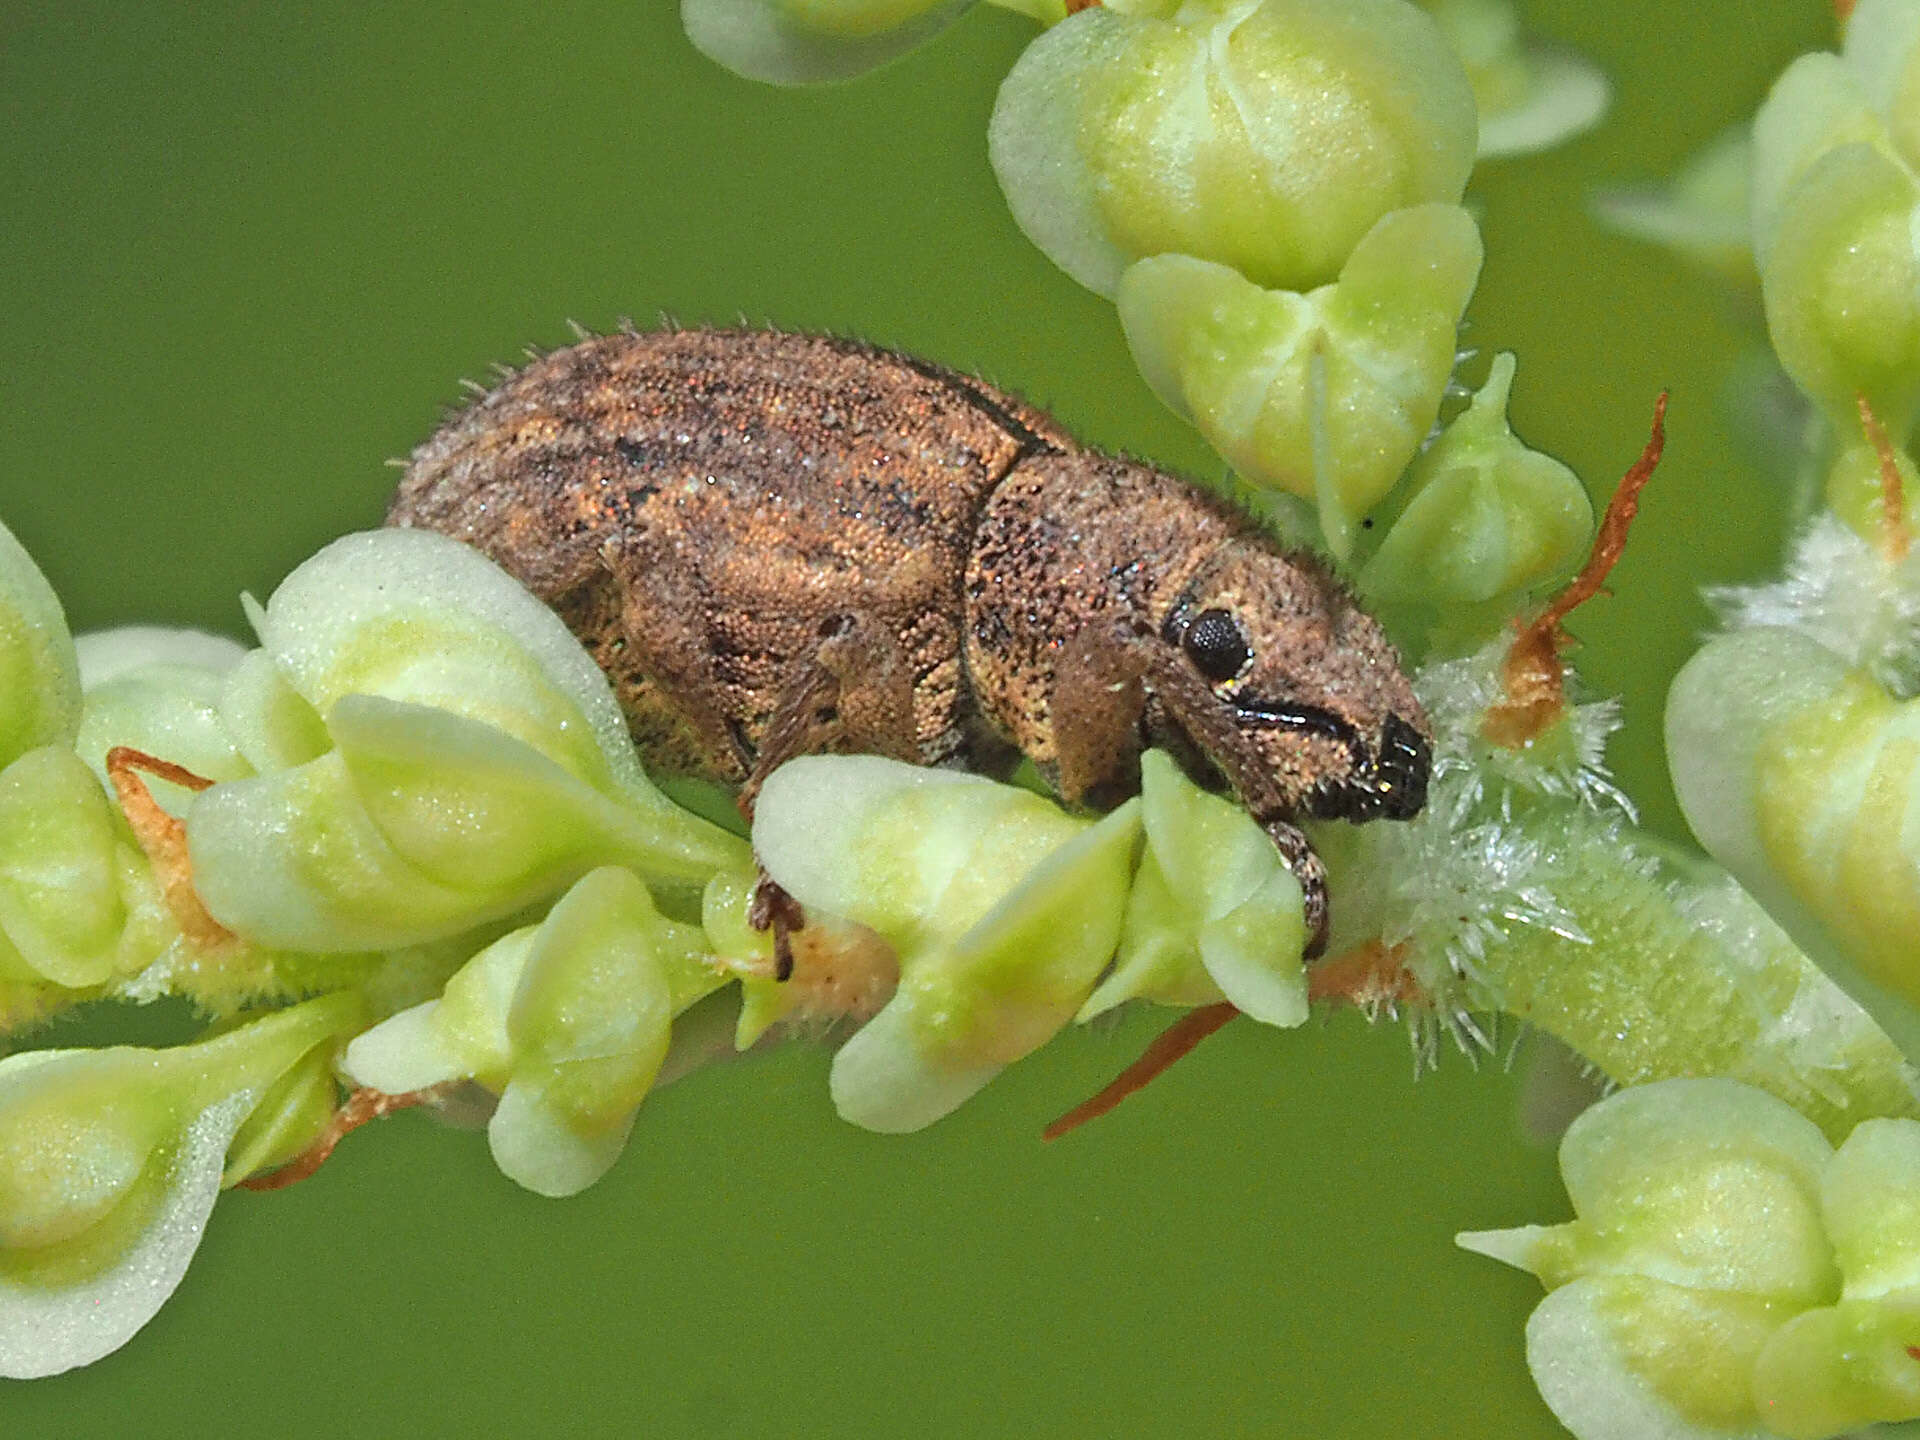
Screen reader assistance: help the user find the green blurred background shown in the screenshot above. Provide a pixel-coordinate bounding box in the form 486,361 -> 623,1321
0,1 -> 1834,1434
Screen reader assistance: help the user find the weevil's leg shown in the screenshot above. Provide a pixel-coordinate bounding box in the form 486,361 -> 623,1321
737,610 -> 920,811
1054,622 -> 1331,956
600,538 -> 755,781
1259,819 -> 1329,957
1050,620 -> 1152,811
741,613 -> 920,981
748,876 -> 807,983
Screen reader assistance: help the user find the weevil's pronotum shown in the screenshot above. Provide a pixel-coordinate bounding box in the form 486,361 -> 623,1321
387,328 -> 1432,958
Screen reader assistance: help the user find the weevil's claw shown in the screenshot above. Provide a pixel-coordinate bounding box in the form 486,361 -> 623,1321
748,871 -> 806,982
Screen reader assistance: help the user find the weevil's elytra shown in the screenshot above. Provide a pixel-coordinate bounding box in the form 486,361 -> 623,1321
387,328 -> 1433,953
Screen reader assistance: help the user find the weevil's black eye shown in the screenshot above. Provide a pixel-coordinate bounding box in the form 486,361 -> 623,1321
1183,608 -> 1250,683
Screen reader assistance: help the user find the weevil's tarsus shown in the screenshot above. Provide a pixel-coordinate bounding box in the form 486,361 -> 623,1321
1484,393 -> 1668,748
748,871 -> 807,982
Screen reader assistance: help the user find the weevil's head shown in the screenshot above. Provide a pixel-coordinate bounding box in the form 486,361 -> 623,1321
1160,539 -> 1431,823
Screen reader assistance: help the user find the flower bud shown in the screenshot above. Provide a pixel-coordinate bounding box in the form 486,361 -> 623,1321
1117,205 -> 1481,554
1077,750 -> 1306,1025
1460,1078 -> 1841,1440
0,994 -> 360,1377
185,532 -> 749,952
1759,142 -> 1920,436
1824,439 -> 1920,544
75,658 -> 251,818
0,746 -> 172,990
1754,1298 -> 1920,1439
1751,1118 -> 1920,1437
753,755 -> 1138,1131
1843,0 -> 1920,176
1358,352 -> 1592,606
73,626 -> 247,688
989,0 -> 1476,297
343,867 -> 720,1196
1667,627 -> 1920,1058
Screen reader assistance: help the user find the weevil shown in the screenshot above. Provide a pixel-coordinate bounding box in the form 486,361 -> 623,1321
386,328 -> 1432,957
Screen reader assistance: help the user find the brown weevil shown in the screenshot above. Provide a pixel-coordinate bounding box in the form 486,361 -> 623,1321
386,327 -> 1432,958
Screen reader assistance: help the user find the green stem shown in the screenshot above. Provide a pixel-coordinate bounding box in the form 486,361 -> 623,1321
1468,807 -> 1916,1143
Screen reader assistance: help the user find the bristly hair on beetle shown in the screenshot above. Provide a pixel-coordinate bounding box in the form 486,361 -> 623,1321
386,326 -> 1433,969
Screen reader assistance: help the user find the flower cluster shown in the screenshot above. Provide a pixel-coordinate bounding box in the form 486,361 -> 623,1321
0,518 -> 1319,1373
16,7 -> 1920,1439
1613,0 -> 1920,1090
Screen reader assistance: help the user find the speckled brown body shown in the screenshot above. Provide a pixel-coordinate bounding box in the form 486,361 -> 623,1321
389,328 -> 1433,948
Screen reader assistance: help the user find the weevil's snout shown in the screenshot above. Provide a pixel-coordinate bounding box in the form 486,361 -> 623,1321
1299,712 -> 1431,823
1374,713 -> 1430,820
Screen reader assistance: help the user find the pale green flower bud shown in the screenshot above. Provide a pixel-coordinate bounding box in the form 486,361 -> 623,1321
682,0 -> 973,85
1358,352 -> 1593,606
1760,142 -> 1920,436
247,530 -> 663,796
1460,1078 -> 1840,1440
1419,0 -> 1608,159
1593,126 -> 1756,290
989,0 -> 1476,297
1077,749 -> 1306,1025
1745,5 -> 1920,433
217,647 -> 332,773
752,755 -> 1139,1132
1754,1297 -> 1920,1439
0,747 -> 172,991
0,994 -> 360,1377
1824,440 -> 1920,546
1844,0 -> 1920,176
185,532 -> 749,952
74,658 -> 252,818
1824,1118 -> 1920,1299
1751,1119 -> 1920,1437
72,626 -> 247,688
1667,627 -> 1920,1062
1751,53 -> 1887,265
220,1044 -> 341,1186
0,518 -> 80,772
1117,204 -> 1482,555
343,868 -> 721,1196
1476,1079 -> 1838,1299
